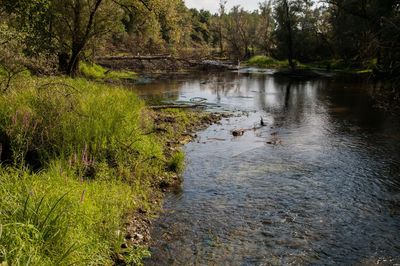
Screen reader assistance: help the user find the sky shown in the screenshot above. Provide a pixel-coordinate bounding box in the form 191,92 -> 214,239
185,0 -> 261,14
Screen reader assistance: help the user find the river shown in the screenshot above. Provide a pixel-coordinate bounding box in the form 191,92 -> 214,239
133,70 -> 400,265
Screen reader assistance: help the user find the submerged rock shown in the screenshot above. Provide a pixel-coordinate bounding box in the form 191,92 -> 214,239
232,129 -> 245,137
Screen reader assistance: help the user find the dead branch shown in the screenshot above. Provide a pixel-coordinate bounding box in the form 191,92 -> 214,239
148,104 -> 206,110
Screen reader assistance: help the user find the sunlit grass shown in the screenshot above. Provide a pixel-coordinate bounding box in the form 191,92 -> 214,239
0,165 -> 139,265
0,76 -> 190,265
167,150 -> 185,173
0,72 -> 213,265
79,62 -> 137,81
246,55 -> 288,68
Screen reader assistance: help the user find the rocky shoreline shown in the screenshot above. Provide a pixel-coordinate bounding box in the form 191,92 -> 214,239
114,109 -> 229,264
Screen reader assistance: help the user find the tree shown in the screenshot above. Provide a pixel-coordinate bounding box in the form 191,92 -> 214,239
0,22 -> 28,92
218,0 -> 227,55
155,0 -> 191,51
189,8 -> 212,45
119,0 -> 166,54
274,0 -> 299,69
223,6 -> 259,59
57,0 -> 115,76
325,0 -> 398,67
257,1 -> 274,56
2,0 -> 130,76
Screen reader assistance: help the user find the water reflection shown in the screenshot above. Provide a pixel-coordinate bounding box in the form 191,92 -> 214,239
134,72 -> 400,265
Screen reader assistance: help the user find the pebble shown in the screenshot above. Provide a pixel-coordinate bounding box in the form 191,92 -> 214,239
135,233 -> 144,241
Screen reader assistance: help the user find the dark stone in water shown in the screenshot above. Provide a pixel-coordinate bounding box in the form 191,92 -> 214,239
232,129 -> 245,137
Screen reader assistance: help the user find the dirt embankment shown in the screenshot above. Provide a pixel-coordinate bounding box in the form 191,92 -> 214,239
96,56 -> 238,73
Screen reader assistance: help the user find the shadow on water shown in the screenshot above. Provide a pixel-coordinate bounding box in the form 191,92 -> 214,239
133,72 -> 400,265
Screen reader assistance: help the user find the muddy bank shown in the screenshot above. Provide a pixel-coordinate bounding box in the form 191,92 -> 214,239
96,56 -> 238,73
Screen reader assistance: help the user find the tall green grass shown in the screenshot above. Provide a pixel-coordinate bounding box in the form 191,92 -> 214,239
79,62 -> 137,81
0,76 -> 182,265
246,55 -> 312,69
246,55 -> 288,68
0,77 -> 163,175
0,165 -> 139,265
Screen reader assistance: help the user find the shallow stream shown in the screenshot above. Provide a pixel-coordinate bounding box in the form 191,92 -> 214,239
134,71 -> 400,265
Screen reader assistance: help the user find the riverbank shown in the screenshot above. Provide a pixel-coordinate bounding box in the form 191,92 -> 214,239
94,54 -> 375,82
0,74 -> 224,265
245,55 -> 374,72
95,56 -> 240,74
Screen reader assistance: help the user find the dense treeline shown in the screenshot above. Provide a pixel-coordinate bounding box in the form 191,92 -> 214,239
0,0 -> 399,77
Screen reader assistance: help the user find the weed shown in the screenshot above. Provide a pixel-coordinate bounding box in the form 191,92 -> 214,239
125,246 -> 151,266
167,150 -> 185,173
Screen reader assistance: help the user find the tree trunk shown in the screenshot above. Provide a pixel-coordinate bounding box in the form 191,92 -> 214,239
67,47 -> 82,77
219,28 -> 224,56
283,0 -> 295,70
65,0 -> 103,77
58,52 -> 69,73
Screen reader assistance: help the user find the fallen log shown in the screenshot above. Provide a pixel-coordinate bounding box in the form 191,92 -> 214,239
96,55 -> 173,60
149,104 -> 206,110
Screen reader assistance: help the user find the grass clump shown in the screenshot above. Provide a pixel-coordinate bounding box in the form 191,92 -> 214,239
79,62 -> 137,81
246,55 -> 288,68
167,150 -> 185,173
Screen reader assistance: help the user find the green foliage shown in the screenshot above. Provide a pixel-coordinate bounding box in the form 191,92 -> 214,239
0,76 -> 189,264
0,74 -> 216,264
1,0 -> 54,54
0,165 -> 137,265
167,150 -> 185,173
246,55 -> 288,68
124,245 -> 151,266
79,62 -> 137,81
189,8 -> 212,45
0,77 -> 164,172
0,22 -> 29,92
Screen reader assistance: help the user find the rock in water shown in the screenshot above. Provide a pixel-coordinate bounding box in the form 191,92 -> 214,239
260,116 -> 266,127
232,129 -> 245,136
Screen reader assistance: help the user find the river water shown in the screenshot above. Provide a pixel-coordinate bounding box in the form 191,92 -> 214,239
134,71 -> 400,265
